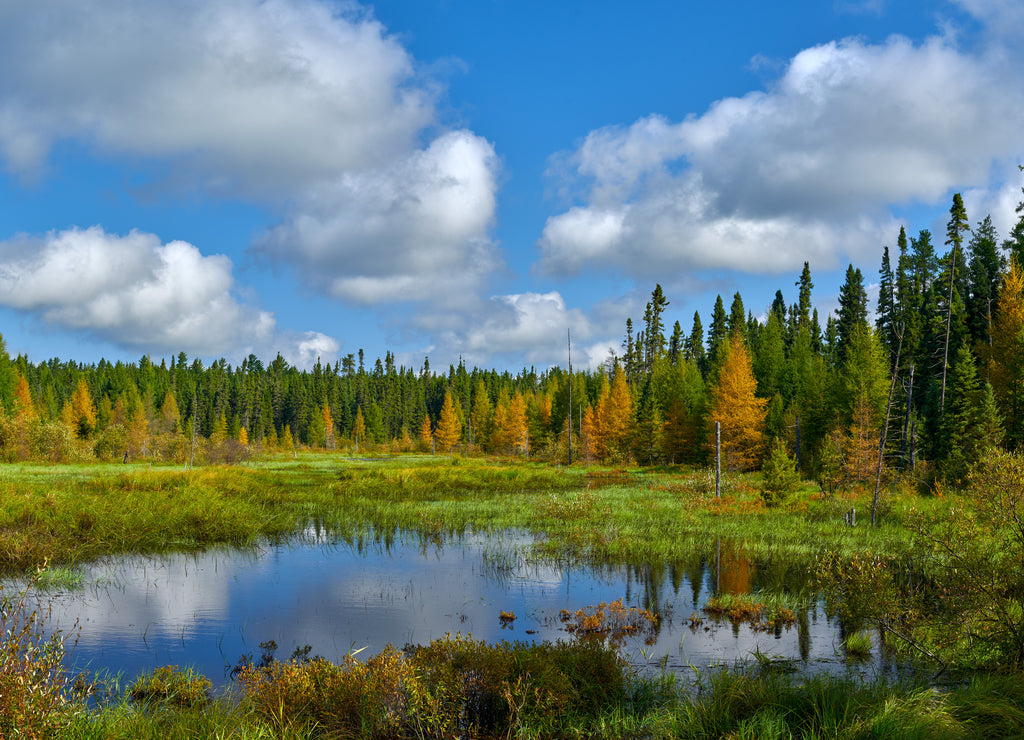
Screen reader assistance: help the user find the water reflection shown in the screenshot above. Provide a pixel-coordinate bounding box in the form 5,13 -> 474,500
11,531 -> 881,687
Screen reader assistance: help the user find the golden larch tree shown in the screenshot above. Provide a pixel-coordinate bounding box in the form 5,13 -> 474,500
159,390 -> 181,434
989,259 -> 1024,449
579,404 -> 597,462
322,405 -> 335,449
708,334 -> 767,471
353,407 -> 367,449
596,365 -> 633,460
489,388 -> 511,453
435,389 -> 462,453
506,391 -> 529,456
469,380 -> 491,450
62,377 -> 97,439
13,374 -> 36,422
418,413 -> 433,450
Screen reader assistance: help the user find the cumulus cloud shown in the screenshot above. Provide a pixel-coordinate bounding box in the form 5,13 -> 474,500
0,0 -> 502,327
0,226 -> 337,366
446,292 -> 600,368
539,29 -> 1024,278
255,130 -> 501,305
0,0 -> 429,188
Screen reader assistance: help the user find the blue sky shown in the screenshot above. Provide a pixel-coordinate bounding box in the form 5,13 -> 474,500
1,0 -> 1022,372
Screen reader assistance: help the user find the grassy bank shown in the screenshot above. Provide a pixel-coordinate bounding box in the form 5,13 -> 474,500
2,452 -> 1023,736
0,453 -> 947,576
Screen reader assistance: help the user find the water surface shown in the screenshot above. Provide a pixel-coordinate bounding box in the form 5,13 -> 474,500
16,530 -> 887,686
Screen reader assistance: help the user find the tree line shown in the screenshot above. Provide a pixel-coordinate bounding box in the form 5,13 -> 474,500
0,179 -> 1022,485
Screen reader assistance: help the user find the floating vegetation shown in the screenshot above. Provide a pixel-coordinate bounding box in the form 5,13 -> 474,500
31,560 -> 84,591
559,599 -> 659,645
702,593 -> 799,631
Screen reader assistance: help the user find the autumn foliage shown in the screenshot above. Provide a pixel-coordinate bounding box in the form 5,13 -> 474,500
708,335 -> 766,471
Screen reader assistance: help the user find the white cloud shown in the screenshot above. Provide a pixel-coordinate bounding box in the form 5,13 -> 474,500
255,130 -> 501,305
450,292 -> 600,367
0,226 -> 337,366
539,30 -> 1024,279
0,0 -> 430,189
0,0 -> 503,335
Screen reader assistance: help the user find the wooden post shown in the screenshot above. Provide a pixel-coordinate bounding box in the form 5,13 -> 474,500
567,329 -> 573,464
794,414 -> 801,472
716,422 -> 722,496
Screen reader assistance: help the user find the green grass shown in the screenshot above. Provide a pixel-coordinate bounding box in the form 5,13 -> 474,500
0,454 -> 952,580
0,452 -> 1019,736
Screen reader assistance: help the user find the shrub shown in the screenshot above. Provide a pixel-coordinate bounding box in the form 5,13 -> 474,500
237,634 -> 626,739
0,587 -> 83,736
760,438 -> 799,508
128,665 -> 212,708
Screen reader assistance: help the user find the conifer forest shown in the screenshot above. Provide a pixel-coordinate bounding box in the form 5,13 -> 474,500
1,186 -> 1022,488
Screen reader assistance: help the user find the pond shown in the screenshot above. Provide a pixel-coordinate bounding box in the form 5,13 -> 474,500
12,529 -> 895,688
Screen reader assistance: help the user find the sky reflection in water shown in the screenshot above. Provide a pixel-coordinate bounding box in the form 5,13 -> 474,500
19,531 -> 879,686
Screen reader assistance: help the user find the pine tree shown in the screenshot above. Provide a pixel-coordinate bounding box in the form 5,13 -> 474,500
966,215 -> 1002,349
796,262 -> 814,328
685,311 -> 705,372
707,296 -> 729,376
941,344 -> 1002,484
1002,166 -> 1024,271
939,193 -> 970,412
835,265 -> 868,364
708,334 -> 767,471
728,292 -> 746,340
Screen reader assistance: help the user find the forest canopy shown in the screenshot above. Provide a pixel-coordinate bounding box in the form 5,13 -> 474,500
1,185 -> 1022,486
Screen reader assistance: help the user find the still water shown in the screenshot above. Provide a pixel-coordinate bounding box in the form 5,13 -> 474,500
17,530 -> 881,686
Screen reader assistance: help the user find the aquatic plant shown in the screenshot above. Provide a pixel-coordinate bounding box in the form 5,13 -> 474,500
128,665 -> 211,709
0,586 -> 84,736
559,599 -> 659,646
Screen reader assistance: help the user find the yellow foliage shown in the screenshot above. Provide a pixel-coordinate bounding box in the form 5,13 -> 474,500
435,390 -> 462,453
708,334 -> 767,471
62,377 -> 97,439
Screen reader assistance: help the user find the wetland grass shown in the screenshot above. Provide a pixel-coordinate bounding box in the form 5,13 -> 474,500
5,453 -> 1020,736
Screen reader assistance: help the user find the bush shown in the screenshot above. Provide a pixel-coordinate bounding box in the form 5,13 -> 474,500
237,634 -> 626,739
129,665 -> 212,708
0,587 -> 83,736
760,438 -> 799,507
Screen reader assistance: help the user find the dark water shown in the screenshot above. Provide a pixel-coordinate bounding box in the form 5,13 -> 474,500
13,530 -> 887,687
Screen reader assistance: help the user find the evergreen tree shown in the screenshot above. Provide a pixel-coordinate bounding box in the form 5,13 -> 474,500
707,295 -> 729,377
796,262 -> 813,328
940,344 -> 1001,484
727,292 -> 746,340
966,215 -> 1002,349
685,311 -> 705,372
835,265 -> 868,365
1003,165 -> 1024,267
939,193 -> 970,412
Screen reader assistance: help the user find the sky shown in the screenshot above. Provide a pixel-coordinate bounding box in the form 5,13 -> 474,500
0,0 -> 1022,373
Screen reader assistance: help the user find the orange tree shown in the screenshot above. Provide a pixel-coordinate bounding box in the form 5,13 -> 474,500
707,334 -> 767,471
